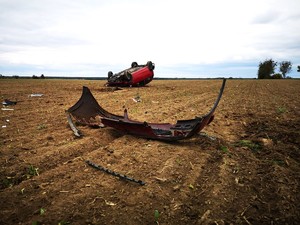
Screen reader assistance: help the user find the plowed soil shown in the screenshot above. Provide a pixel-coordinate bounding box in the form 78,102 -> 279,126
1,79 -> 299,225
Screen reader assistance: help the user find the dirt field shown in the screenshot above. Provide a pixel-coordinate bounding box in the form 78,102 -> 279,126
0,78 -> 299,225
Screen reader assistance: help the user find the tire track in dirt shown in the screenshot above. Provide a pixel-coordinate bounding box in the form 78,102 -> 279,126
179,143 -> 287,224
11,135 -> 151,224
213,79 -> 300,224
40,133 -> 223,224
0,118 -> 120,185
210,80 -> 250,142
0,129 -> 124,224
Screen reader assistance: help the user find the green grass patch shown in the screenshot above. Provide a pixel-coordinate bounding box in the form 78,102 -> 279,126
270,159 -> 285,166
154,209 -> 160,224
219,145 -> 229,153
27,165 -> 39,178
235,140 -> 262,152
276,106 -> 287,114
37,124 -> 47,130
40,208 -> 46,215
175,158 -> 182,165
58,221 -> 71,225
1,177 -> 14,188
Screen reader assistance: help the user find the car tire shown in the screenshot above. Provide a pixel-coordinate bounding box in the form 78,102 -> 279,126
131,62 -> 138,68
108,71 -> 113,79
147,61 -> 154,71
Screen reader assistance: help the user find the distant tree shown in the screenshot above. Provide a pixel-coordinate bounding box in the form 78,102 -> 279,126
279,61 -> 292,78
41,74 -> 45,79
258,59 -> 277,79
272,73 -> 283,79
297,65 -> 300,72
32,75 -> 38,79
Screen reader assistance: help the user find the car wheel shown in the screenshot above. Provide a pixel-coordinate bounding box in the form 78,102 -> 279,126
131,62 -> 138,68
147,61 -> 154,70
108,71 -> 113,79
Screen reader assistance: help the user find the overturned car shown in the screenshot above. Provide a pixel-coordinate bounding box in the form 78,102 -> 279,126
107,61 -> 155,87
66,79 -> 226,141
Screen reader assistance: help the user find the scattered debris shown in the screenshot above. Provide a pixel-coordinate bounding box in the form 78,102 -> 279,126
199,132 -> 217,141
66,112 -> 82,137
2,99 -> 17,106
105,200 -> 117,206
132,95 -> 141,102
1,119 -> 10,128
86,160 -> 145,186
1,108 -> 14,111
197,210 -> 211,224
155,177 -> 167,182
100,87 -> 123,92
29,94 -> 43,97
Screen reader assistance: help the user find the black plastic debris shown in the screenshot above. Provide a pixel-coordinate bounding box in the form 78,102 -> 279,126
2,99 -> 17,106
86,160 -> 145,186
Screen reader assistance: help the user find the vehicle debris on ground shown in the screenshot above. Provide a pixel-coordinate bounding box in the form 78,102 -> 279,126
2,99 -> 17,106
29,94 -> 43,97
86,160 -> 145,185
66,79 -> 226,141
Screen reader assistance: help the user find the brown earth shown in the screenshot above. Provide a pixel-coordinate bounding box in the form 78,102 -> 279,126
0,79 -> 299,225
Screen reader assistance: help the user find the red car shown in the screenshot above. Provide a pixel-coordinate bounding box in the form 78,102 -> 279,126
107,61 -> 155,87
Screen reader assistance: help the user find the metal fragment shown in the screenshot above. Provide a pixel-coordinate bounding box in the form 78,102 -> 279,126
86,160 -> 145,186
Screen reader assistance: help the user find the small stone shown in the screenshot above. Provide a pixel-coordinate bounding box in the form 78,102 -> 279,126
173,185 -> 180,191
259,138 -> 273,146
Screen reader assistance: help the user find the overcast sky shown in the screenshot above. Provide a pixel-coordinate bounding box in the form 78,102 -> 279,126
0,0 -> 299,78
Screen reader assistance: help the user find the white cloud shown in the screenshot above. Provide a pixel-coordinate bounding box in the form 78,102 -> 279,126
0,0 -> 299,77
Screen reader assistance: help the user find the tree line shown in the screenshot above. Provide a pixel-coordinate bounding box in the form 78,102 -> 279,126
0,74 -> 45,79
257,59 -> 296,79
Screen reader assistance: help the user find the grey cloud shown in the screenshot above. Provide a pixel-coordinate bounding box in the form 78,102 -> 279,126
252,10 -> 280,24
0,1 -> 89,50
